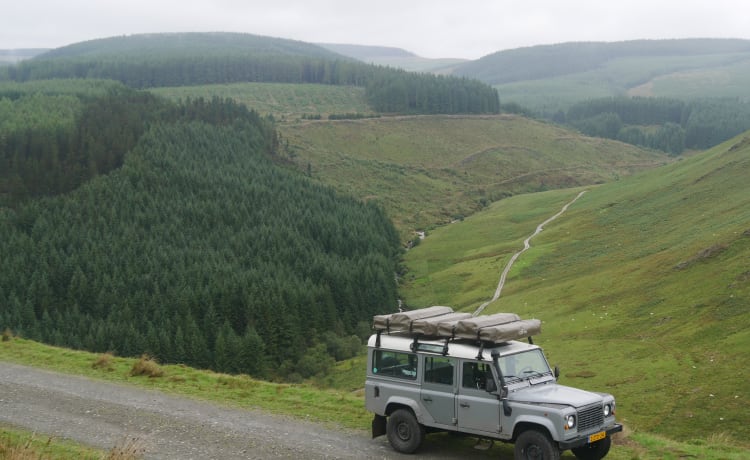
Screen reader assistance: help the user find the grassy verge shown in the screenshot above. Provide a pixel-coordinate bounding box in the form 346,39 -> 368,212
0,336 -> 368,431
0,424 -> 104,459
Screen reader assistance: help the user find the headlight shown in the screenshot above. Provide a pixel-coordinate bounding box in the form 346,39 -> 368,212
603,404 -> 611,417
565,414 -> 576,429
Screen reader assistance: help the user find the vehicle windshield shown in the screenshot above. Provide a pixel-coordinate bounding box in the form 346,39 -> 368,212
497,349 -> 551,383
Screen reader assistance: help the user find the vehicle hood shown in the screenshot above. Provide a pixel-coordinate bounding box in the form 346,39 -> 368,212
509,383 -> 601,408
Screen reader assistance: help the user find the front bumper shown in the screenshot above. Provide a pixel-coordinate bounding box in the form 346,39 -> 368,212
558,423 -> 623,450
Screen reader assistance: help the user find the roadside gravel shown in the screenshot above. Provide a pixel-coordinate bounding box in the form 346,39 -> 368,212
0,362 -> 503,459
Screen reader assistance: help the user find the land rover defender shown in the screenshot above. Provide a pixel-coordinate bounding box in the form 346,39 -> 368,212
365,306 -> 622,460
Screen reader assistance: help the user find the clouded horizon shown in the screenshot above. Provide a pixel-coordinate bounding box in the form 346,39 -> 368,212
3,0 -> 750,59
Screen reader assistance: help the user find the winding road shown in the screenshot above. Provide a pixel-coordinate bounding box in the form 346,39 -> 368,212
474,190 -> 586,315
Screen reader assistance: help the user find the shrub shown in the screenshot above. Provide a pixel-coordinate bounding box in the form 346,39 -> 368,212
1,328 -> 12,342
129,354 -> 164,378
92,352 -> 114,371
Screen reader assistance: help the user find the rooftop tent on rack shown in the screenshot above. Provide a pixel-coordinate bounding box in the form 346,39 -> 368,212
409,312 -> 473,336
373,307 -> 541,345
457,318 -> 541,343
438,312 -> 520,339
372,305 -> 454,332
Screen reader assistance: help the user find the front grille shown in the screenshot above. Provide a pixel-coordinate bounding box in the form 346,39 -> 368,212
578,404 -> 604,433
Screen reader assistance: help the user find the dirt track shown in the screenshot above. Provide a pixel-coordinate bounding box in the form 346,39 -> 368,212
0,362 -> 509,459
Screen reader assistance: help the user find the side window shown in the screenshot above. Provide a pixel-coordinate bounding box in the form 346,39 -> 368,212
372,350 -> 417,380
423,356 -> 454,386
462,361 -> 492,390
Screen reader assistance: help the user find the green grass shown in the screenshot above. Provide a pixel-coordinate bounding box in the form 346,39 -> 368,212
151,82 -> 371,120
0,423 -> 105,459
400,133 -> 750,447
279,115 -> 667,240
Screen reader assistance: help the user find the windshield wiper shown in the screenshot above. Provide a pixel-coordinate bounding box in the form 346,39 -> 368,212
503,375 -> 522,384
526,371 -> 553,383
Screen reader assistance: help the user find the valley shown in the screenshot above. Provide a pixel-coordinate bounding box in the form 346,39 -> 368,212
1,33 -> 749,458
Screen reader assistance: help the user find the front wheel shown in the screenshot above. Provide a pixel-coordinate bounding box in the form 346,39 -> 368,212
515,429 -> 560,460
386,408 -> 425,454
572,435 -> 611,460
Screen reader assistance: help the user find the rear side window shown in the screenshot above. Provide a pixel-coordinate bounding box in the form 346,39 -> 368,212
372,350 -> 417,380
424,356 -> 454,385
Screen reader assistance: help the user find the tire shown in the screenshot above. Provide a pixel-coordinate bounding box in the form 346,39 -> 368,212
514,429 -> 560,460
386,408 -> 425,454
572,435 -> 611,460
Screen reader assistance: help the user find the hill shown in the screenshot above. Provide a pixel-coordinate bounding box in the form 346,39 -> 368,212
451,38 -> 750,115
0,83 -> 401,378
400,131 -> 750,444
277,114 -> 668,239
445,39 -> 750,154
319,43 -> 467,73
0,48 -> 48,65
2,32 -> 499,116
453,39 -> 750,84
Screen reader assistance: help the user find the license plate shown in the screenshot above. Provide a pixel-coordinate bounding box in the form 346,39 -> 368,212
589,431 -> 606,443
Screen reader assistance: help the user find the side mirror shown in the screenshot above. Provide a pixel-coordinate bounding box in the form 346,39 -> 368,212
554,366 -> 560,379
485,376 -> 497,393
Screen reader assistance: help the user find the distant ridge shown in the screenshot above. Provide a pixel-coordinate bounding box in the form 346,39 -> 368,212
0,48 -> 48,64
452,38 -> 750,84
318,43 -> 417,60
35,32 -> 344,60
319,43 -> 467,73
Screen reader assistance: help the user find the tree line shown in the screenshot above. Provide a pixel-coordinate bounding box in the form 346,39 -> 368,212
560,96 -> 750,154
0,87 -> 402,379
0,81 -> 277,208
0,33 -> 500,116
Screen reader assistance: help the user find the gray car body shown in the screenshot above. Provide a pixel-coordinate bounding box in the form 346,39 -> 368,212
365,333 -> 621,448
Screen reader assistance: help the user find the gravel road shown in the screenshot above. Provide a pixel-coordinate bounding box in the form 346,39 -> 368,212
0,362 -> 508,459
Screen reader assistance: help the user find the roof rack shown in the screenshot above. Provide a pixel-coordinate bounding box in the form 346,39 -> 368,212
372,306 -> 541,357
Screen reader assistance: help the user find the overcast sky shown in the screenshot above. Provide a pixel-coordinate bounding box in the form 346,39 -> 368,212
3,0 -> 749,59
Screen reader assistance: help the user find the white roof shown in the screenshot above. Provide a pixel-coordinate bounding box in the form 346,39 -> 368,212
368,332 -> 539,361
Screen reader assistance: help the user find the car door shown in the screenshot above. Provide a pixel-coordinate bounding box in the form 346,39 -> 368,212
420,355 -> 457,427
456,360 -> 502,434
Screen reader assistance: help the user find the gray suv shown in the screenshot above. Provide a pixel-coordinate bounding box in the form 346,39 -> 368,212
366,307 -> 622,460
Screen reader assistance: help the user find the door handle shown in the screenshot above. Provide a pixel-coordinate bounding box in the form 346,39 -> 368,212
423,397 -> 432,402
460,402 -> 470,408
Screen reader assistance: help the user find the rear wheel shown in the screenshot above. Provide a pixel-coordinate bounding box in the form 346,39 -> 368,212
386,408 -> 425,454
572,435 -> 611,460
514,429 -> 560,460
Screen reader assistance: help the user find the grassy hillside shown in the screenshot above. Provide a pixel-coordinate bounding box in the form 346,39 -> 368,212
400,132 -> 750,445
450,39 -> 750,115
279,115 -> 668,239
152,82 -> 371,120
152,81 -> 668,240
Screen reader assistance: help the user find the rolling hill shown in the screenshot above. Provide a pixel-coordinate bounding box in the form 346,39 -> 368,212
318,43 -> 467,73
278,114 -> 668,238
450,38 -> 750,115
400,131 -> 750,444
